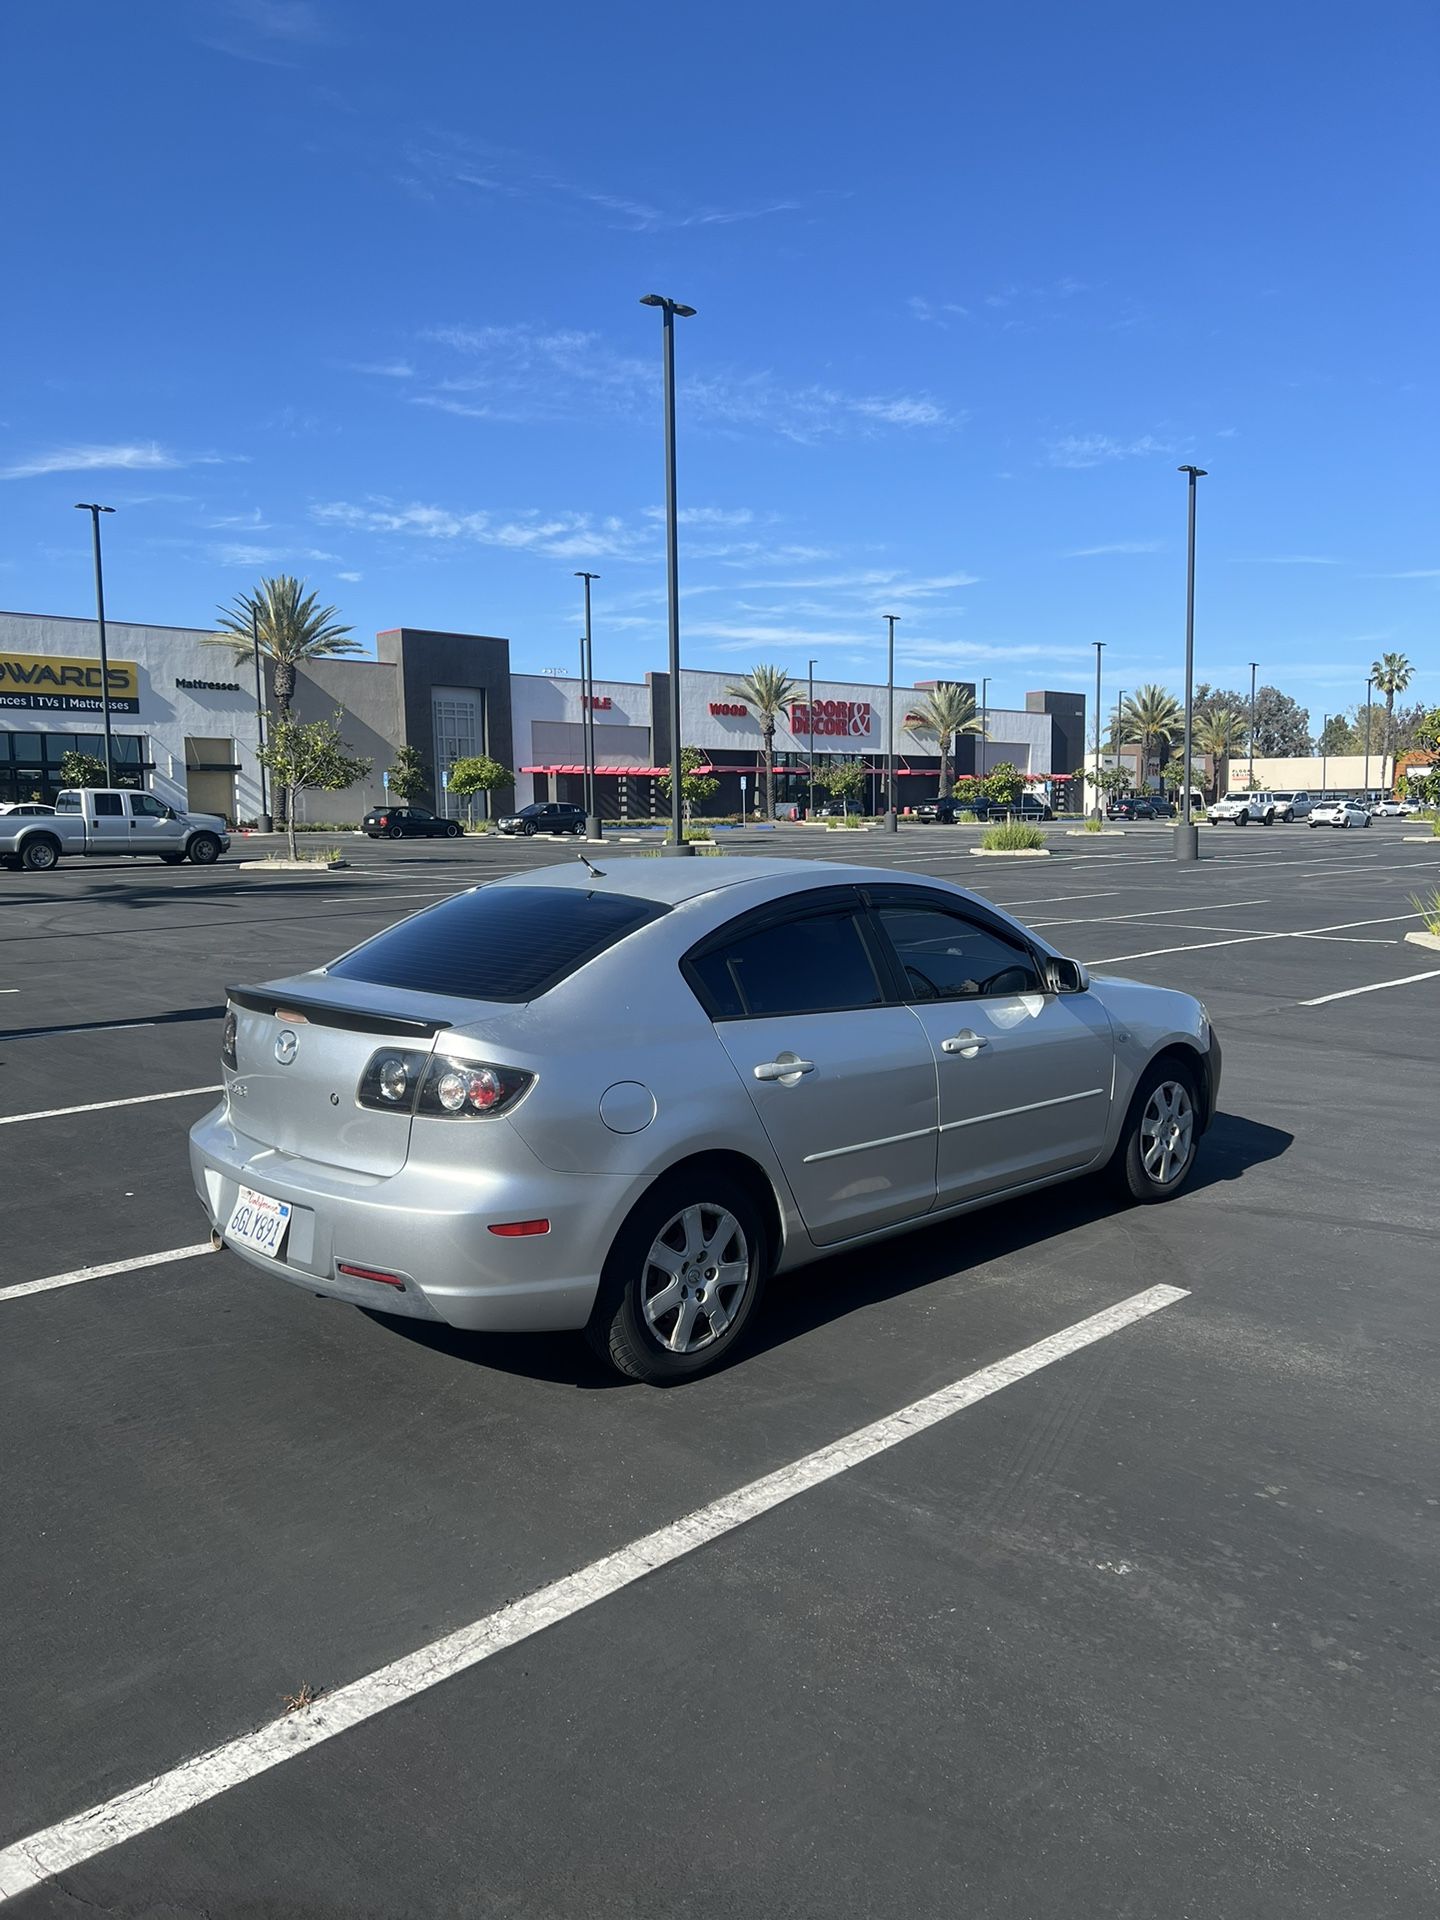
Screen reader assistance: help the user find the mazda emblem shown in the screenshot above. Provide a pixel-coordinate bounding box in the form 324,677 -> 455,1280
274,1030 -> 299,1065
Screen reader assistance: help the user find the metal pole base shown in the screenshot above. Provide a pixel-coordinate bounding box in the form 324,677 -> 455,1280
1173,821 -> 1200,862
885,810 -> 899,833
258,814 -> 273,833
659,841 -> 696,857
586,814 -> 603,842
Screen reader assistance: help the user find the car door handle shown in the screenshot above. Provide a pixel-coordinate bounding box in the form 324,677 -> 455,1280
941,1031 -> 989,1055
753,1056 -> 815,1082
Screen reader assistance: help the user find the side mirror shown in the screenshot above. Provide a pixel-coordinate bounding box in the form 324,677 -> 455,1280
1049,956 -> 1089,994
163,806 -> 177,821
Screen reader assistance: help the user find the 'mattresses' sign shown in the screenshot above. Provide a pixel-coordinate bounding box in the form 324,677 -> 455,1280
0,651 -> 140,714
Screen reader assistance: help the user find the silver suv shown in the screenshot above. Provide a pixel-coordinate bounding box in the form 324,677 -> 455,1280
1267,790 -> 1312,821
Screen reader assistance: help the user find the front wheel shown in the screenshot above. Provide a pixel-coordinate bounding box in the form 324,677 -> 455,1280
586,1175 -> 768,1384
523,822 -> 536,837
159,852 -> 185,865
445,821 -> 461,838
1114,1062 -> 1200,1203
1236,814 -> 1248,826
187,833 -> 221,865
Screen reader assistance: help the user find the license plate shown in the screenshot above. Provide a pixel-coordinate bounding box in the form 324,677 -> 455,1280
226,1185 -> 292,1260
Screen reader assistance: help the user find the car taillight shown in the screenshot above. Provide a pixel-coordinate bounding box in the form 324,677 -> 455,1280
221,1007 -> 237,1070
378,813 -> 389,826
356,1049 -> 533,1117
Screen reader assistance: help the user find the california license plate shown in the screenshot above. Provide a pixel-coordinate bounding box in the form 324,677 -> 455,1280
226,1185 -> 292,1260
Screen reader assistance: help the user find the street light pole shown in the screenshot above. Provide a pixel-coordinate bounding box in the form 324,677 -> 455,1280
1091,642 -> 1105,822
640,293 -> 697,855
1363,677 -> 1374,794
1320,714 -> 1328,792
74,503 -> 116,785
979,676 -> 990,784
1174,465 -> 1207,861
883,614 -> 899,831
251,606 -> 271,831
575,570 -> 601,839
807,657 -> 817,820
1248,660 -> 1258,786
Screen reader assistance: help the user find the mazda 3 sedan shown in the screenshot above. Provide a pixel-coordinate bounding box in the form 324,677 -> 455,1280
191,858 -> 1220,1383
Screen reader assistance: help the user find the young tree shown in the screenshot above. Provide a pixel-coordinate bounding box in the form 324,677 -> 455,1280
1370,651 -> 1414,772
1193,708 -> 1247,799
982,760 -> 1023,806
656,747 -> 720,825
256,712 -> 371,860
385,744 -> 429,804
447,755 -> 512,823
57,751 -> 109,788
1411,709 -> 1440,806
814,761 -> 868,811
903,684 -> 983,797
724,664 -> 799,818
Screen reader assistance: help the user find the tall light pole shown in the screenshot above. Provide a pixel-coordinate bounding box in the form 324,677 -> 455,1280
1091,642 -> 1105,822
1320,713 -> 1329,792
806,657 -> 817,820
251,606 -> 271,831
575,570 -> 601,839
979,676 -> 990,783
1175,465 -> 1207,861
640,293 -> 696,855
1247,660 -> 1258,786
882,614 -> 900,831
74,503 -> 116,785
1363,676 -> 1374,795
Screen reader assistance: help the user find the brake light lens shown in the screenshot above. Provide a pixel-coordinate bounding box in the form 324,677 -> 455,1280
378,813 -> 389,826
221,1007 -> 238,1070
356,1048 -> 532,1117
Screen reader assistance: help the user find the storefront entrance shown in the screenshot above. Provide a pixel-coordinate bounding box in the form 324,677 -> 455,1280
0,730 -> 149,805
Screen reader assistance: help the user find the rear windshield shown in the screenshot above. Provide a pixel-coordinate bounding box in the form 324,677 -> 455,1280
325,885 -> 667,1002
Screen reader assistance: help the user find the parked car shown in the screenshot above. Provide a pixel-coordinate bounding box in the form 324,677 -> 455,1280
1207,791 -> 1280,826
193,856 -> 1221,1384
1310,799 -> 1371,829
1268,790 -> 1313,820
921,793 -> 1054,823
0,788 -> 228,871
496,802 -> 589,837
362,805 -> 463,840
1106,796 -> 1173,821
0,802 -> 55,817
1368,798 -> 1410,818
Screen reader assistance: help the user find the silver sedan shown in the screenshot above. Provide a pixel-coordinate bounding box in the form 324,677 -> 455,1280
190,858 -> 1221,1383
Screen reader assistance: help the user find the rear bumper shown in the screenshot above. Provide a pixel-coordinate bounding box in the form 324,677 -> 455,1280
188,1104 -> 645,1332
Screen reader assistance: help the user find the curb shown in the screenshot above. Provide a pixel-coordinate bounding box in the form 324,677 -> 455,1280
969,847 -> 1052,858
238,858 -> 349,873
1065,829 -> 1124,837
1402,835 -> 1439,844
1403,929 -> 1440,952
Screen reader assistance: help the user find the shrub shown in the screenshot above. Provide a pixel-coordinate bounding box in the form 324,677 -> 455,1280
1412,889 -> 1440,936
953,809 -> 979,824
981,822 -> 1047,851
1084,816 -> 1104,833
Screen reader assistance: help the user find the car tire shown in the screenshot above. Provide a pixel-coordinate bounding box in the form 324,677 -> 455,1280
1236,814 -> 1248,825
523,822 -> 536,837
1279,809 -> 1293,823
571,822 -> 585,835
1263,810 -> 1275,825
159,852 -> 185,864
387,825 -> 404,840
586,1172 -> 769,1384
187,833 -> 221,865
446,821 -> 462,838
1114,1059 -> 1201,1204
366,832 -> 380,839
20,837 -> 60,872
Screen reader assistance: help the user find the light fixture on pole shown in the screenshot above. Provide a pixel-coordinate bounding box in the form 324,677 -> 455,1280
1363,676 -> 1374,794
807,657 -> 817,820
640,293 -> 697,855
251,605 -> 271,832
1174,465 -> 1207,861
882,614 -> 900,831
1247,660 -> 1258,786
1091,642 -> 1105,822
74,503 -> 116,786
575,570 -> 601,840
979,676 -> 990,784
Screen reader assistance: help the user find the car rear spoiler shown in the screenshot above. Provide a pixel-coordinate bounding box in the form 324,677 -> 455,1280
225,984 -> 452,1039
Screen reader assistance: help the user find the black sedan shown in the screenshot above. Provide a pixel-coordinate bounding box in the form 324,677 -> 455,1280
496,802 -> 589,837
1106,796 -> 1174,821
362,805 -> 463,840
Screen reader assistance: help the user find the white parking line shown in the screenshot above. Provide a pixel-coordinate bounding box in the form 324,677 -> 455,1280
1300,969 -> 1440,1006
0,1086 -> 222,1128
1088,911 -> 1423,965
1030,897 -> 1269,928
0,1243 -> 216,1306
0,1283 -> 1187,1898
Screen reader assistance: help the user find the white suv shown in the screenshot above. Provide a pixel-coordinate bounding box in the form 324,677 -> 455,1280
1208,791 -> 1280,826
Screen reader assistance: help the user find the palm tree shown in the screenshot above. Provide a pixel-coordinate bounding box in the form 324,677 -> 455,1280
904,684 -> 984,797
1118,683 -> 1184,790
1193,708 -> 1246,802
1370,652 -> 1413,780
725,663 -> 800,817
208,575 -> 360,718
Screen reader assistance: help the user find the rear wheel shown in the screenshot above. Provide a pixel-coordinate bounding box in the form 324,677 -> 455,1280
20,837 -> 60,872
445,821 -> 461,838
1114,1061 -> 1200,1203
571,821 -> 585,835
387,825 -> 404,840
586,1174 -> 768,1384
187,833 -> 221,865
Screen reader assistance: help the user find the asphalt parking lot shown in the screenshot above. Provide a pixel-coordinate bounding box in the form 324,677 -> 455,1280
3,821 -> 1438,1917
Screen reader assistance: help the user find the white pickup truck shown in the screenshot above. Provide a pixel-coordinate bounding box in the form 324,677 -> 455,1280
0,788 -> 230,871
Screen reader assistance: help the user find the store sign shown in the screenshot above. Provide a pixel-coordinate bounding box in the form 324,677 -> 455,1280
789,699 -> 873,738
709,701 -> 748,717
176,677 -> 242,693
585,694 -> 612,710
0,651 -> 140,714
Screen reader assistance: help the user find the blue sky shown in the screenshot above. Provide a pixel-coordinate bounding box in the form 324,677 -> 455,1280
4,0 -> 1436,723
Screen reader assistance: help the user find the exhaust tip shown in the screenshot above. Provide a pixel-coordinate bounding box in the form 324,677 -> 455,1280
209,1229 -> 224,1252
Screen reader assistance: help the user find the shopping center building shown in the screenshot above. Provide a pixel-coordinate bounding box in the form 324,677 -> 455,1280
0,609 -> 1085,823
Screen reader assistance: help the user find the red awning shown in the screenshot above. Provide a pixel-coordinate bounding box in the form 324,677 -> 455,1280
520,764 -> 683,777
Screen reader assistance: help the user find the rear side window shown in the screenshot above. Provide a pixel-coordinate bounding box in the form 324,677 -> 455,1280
686,909 -> 884,1019
55,793 -> 80,814
94,793 -> 123,817
325,886 -> 668,1002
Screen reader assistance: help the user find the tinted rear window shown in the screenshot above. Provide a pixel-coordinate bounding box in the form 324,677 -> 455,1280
325,886 -> 667,1001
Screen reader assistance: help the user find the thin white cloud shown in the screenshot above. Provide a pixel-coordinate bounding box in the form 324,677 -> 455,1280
908,295 -> 970,326
1229,554 -> 1340,566
349,360 -> 415,379
203,508 -> 271,529
643,506 -> 755,527
1370,568 -> 1440,579
312,496 -> 655,562
1065,540 -> 1164,558
213,542 -> 341,566
337,570 -> 363,582
1044,433 -> 1174,469
1,442 -> 232,481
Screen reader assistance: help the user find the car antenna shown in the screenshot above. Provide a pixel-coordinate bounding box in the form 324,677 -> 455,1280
576,851 -> 606,878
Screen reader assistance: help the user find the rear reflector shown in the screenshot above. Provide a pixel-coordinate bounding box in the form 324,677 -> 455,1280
487,1219 -> 551,1238
336,1262 -> 405,1288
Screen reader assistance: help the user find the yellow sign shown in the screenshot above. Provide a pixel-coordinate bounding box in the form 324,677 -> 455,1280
0,651 -> 140,715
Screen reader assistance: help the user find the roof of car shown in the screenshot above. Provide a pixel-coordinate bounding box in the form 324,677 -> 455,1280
485,852 -> 948,908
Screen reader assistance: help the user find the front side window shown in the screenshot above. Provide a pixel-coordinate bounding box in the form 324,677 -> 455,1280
129,793 -> 166,817
876,902 -> 1042,1001
687,908 -> 884,1020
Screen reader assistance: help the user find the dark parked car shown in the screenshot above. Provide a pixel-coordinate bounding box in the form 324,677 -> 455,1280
362,805 -> 463,840
496,801 -> 589,837
1106,795 -> 1174,821
920,793 -> 1054,823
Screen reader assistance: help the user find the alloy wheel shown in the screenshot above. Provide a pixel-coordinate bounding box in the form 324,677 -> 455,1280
1140,1080 -> 1195,1187
641,1203 -> 751,1354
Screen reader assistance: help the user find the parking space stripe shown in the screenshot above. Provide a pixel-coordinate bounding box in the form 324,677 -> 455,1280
1300,969 -> 1440,1006
0,1284 -> 1187,1899
0,1243 -> 216,1305
0,1087 -> 222,1128
1089,910 -> 1423,965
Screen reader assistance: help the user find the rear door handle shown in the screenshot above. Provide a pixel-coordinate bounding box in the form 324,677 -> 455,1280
753,1056 -> 816,1082
941,1032 -> 989,1055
